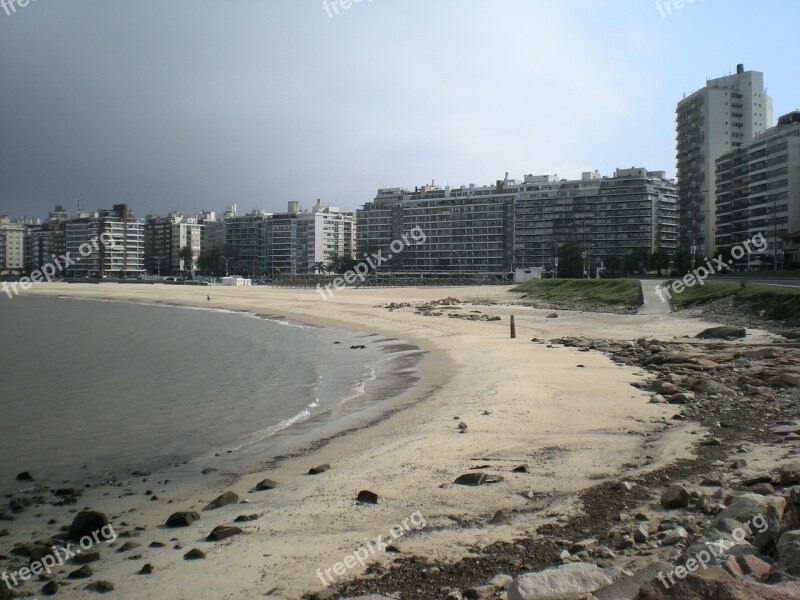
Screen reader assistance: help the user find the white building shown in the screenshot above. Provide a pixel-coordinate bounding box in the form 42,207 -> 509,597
0,217 -> 25,274
145,212 -> 202,275
65,204 -> 145,277
676,64 -> 773,255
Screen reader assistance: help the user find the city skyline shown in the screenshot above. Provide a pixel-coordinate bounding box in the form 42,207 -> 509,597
1,0 -> 799,220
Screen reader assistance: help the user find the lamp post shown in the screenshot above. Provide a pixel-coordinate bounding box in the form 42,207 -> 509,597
155,256 -> 163,278
221,256 -> 234,277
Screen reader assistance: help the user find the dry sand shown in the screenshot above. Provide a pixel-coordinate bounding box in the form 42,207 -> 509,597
5,283 -> 752,599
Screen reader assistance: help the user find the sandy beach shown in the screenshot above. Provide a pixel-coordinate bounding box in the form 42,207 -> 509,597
2,282 -> 774,599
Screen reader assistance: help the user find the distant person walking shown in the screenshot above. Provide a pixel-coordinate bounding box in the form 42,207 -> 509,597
207,294 -> 211,303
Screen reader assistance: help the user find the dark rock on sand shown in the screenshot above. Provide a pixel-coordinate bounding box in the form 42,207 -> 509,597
234,514 -> 259,522
660,484 -> 691,509
308,464 -> 331,475
118,541 -> 140,553
203,491 -> 239,511
184,548 -> 206,560
41,580 -> 59,595
85,580 -> 115,593
206,525 -> 243,542
139,563 -> 154,575
696,326 -> 747,340
15,471 -> 33,481
166,511 -> 200,528
68,564 -> 93,579
73,551 -> 101,565
454,473 -> 504,486
69,511 -> 110,541
357,490 -> 379,504
255,478 -> 278,491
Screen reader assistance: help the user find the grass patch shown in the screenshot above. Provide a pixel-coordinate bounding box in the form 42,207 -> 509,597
709,270 -> 800,279
513,279 -> 643,308
669,280 -> 800,322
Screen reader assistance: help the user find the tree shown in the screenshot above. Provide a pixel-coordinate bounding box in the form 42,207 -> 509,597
179,246 -> 194,275
313,262 -> 328,275
556,242 -> 583,278
650,248 -> 670,276
604,255 -> 621,277
673,247 -> 693,275
623,248 -> 651,275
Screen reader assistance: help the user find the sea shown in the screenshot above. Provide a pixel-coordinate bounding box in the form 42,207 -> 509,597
0,295 -> 422,494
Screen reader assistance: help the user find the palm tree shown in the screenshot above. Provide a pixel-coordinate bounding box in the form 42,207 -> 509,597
313,262 -> 328,275
179,246 -> 194,276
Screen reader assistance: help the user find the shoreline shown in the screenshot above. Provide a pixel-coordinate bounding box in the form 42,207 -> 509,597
3,283 -> 729,599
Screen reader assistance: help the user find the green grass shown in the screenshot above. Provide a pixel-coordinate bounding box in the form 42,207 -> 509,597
709,270 -> 800,279
513,279 -> 643,307
668,280 -> 800,321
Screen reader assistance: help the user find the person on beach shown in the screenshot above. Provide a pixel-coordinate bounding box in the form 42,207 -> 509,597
207,294 -> 211,302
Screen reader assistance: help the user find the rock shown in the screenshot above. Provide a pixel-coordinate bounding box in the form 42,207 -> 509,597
234,514 -> 259,523
15,471 -> 33,481
669,392 -> 696,404
165,511 -> 200,528
201,467 -> 218,475
749,483 -> 776,496
779,373 -> 800,388
570,539 -> 598,552
85,581 -> 115,593
490,510 -> 511,525
118,541 -> 140,553
692,379 -> 736,395
68,565 -> 93,579
454,473 -> 504,486
637,573 -> 800,599
308,464 -> 331,475
74,551 -> 101,565
203,491 -> 239,511
661,485 -> 691,509
777,531 -> 800,575
723,554 -> 773,580
780,466 -> 800,486
662,527 -> 689,545
255,479 -> 278,491
489,574 -> 514,590
773,424 -> 800,436
634,525 -> 650,543
41,580 -> 59,595
206,525 -> 243,542
184,548 -> 206,560
69,510 -> 111,541
696,326 -> 747,340
465,585 -> 495,599
714,494 -> 786,552
547,313 -> 558,318
614,481 -> 636,492
513,465 -> 529,473
507,563 -> 613,600
139,563 -> 154,575
356,490 -> 379,504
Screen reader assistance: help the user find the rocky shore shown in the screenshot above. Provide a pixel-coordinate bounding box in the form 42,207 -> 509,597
330,326 -> 800,600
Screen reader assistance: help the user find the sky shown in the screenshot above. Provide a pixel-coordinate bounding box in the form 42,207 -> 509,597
0,0 -> 798,221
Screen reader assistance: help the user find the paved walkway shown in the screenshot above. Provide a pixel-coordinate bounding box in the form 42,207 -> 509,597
638,279 -> 674,314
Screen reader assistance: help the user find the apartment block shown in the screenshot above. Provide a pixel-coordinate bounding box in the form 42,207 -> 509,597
0,217 -> 25,274
224,210 -> 270,276
514,169 -> 678,271
26,222 -> 66,273
676,64 -> 773,256
266,201 -> 356,274
144,212 -> 202,275
197,211 -> 224,255
65,204 -> 145,277
357,169 -> 676,275
358,179 -> 516,273
715,111 -> 800,268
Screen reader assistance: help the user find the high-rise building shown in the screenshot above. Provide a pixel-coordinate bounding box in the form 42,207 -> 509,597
144,212 -> 202,275
715,111 -> 800,269
0,216 -> 25,274
197,211 -> 224,256
65,204 -> 145,277
676,64 -> 773,256
266,201 -> 356,275
224,210 -> 270,276
357,169 -> 677,275
514,169 -> 678,271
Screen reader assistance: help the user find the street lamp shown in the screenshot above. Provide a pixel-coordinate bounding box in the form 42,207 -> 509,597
155,256 -> 163,278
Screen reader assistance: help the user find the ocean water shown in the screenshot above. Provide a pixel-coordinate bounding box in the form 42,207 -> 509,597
0,296 -> 421,493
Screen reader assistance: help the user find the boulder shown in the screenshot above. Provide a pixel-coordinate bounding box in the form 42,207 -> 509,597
184,548 -> 206,560
713,494 -> 785,552
777,531 -> 800,575
696,327 -> 747,340
255,479 -> 278,491
16,471 -> 33,481
308,464 -> 331,475
507,563 -> 613,600
85,581 -> 115,593
206,525 -> 243,542
637,573 -> 800,599
356,490 -> 379,504
454,473 -> 504,486
69,510 -> 111,541
661,485 -> 691,509
166,511 -> 200,528
203,491 -> 239,511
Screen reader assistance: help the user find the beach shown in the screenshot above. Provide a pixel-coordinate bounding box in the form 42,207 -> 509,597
2,282 -> 782,599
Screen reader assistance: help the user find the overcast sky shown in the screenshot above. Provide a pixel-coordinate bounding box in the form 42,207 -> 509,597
1,0 -> 798,220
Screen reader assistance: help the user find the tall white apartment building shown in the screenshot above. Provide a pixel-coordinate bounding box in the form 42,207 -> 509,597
266,201 -> 356,274
0,216 -> 25,274
676,64 -> 773,255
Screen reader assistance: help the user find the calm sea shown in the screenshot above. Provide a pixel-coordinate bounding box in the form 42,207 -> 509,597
0,296 -> 420,493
